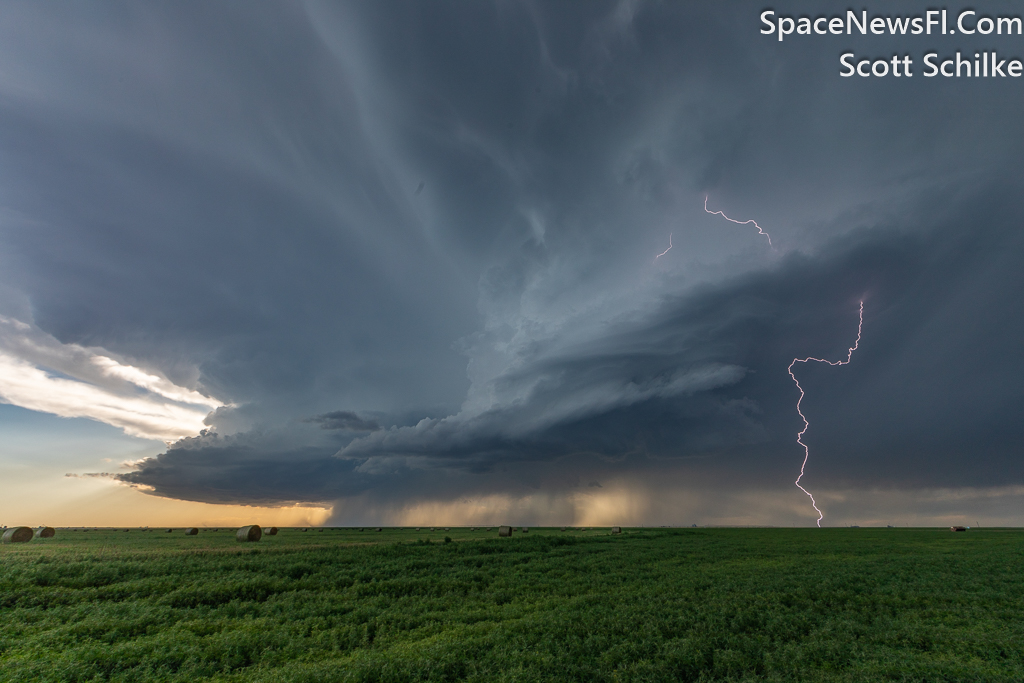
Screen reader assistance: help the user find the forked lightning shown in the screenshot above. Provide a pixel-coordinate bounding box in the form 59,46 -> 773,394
788,301 -> 864,526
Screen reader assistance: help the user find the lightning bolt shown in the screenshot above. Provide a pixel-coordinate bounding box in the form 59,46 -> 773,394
704,195 -> 773,247
655,233 -> 673,260
788,301 -> 864,527
702,197 -> 861,525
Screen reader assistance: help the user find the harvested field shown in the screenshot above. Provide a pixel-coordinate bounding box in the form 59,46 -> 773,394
1,527 -> 1022,681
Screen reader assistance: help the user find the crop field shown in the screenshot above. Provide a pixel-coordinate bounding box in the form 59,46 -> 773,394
1,526 -> 1023,682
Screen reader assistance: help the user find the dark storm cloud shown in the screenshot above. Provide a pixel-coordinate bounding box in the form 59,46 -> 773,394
338,180 -> 1024,489
304,411 -> 380,432
4,2 -> 1024,513
117,430 -> 364,506
0,1 -> 481,425
122,178 -> 1024,504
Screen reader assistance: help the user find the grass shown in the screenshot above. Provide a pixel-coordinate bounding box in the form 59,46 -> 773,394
1,526 -> 1022,682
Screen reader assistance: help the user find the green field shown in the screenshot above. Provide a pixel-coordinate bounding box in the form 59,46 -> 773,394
1,527 -> 1022,682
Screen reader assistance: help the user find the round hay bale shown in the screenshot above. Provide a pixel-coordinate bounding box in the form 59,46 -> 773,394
266,527 -> 278,536
560,527 -> 566,531
611,526 -> 622,534
236,525 -> 262,542
2,527 -> 33,544
444,527 -> 450,531
301,528 -> 307,532
166,529 -> 173,533
35,526 -> 56,539
318,528 -> 323,532
521,527 -> 529,533
375,527 -> 382,532
498,525 -> 512,537
184,527 -> 199,536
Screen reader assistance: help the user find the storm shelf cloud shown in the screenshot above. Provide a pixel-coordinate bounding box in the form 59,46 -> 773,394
3,1 -> 1024,525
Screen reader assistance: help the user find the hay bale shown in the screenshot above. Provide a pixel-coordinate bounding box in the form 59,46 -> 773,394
2,527 -> 33,544
166,529 -> 173,533
184,527 -> 199,536
499,525 -> 512,537
266,527 -> 278,536
521,527 -> 529,533
560,527 -> 566,531
236,525 -> 262,542
301,528 -> 307,532
611,526 -> 622,534
376,527 -> 382,532
318,528 -> 323,533
34,526 -> 56,539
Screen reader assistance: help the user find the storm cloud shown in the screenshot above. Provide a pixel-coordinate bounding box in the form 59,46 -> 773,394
122,181 -> 1024,509
3,1 -> 1023,524
305,411 -> 381,432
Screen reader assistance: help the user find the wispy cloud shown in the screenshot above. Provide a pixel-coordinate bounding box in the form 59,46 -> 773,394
0,315 -> 221,441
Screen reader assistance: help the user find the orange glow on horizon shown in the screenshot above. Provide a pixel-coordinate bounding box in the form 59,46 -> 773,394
0,474 -> 330,528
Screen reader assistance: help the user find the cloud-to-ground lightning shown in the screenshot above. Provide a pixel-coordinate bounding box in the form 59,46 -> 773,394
703,197 -> 860,525
704,196 -> 773,247
655,233 -> 673,260
788,301 -> 864,526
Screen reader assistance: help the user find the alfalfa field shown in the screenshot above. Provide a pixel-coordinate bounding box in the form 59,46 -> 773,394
2,527 -> 1023,682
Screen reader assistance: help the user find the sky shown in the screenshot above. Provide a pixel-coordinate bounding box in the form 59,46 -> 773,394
1,1 -> 1023,528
